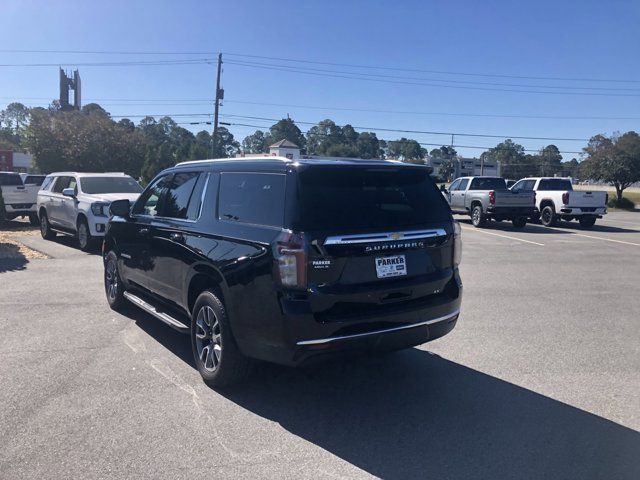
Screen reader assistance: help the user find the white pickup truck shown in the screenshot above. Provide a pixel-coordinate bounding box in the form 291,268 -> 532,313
0,171 -> 40,224
511,177 -> 607,228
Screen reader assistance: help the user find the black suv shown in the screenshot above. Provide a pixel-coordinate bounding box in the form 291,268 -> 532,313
103,157 -> 462,386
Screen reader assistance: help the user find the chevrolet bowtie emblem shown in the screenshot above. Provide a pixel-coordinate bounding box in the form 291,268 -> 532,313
390,233 -> 402,240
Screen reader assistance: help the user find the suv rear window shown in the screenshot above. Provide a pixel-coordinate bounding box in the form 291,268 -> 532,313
218,173 -> 286,227
0,173 -> 22,186
538,179 -> 573,191
23,175 -> 46,186
80,176 -> 142,194
469,177 -> 507,190
293,166 -> 450,230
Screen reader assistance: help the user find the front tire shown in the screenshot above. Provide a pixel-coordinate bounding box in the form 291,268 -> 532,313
39,211 -> 56,240
471,204 -> 486,228
28,213 -> 39,226
191,290 -> 251,388
579,216 -> 597,228
104,251 -> 126,310
77,218 -> 95,251
512,217 -> 527,229
540,205 -> 557,227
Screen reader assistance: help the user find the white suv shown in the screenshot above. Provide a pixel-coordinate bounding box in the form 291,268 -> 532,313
37,172 -> 142,250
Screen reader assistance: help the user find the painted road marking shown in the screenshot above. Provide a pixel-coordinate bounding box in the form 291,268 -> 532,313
460,226 -> 545,246
537,225 -> 640,246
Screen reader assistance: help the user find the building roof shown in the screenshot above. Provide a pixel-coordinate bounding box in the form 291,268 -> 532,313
269,139 -> 299,149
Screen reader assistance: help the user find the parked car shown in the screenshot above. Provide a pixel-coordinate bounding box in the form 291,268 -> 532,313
37,172 -> 142,250
444,176 -> 536,228
103,157 -> 463,387
0,171 -> 39,224
510,177 -> 607,228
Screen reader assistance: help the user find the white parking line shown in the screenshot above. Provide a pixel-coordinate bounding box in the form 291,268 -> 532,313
601,217 -> 640,227
461,226 -> 545,246
537,225 -> 640,246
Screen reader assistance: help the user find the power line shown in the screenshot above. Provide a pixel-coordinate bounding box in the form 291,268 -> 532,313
3,49 -> 635,84
225,60 -> 640,97
0,58 -> 214,67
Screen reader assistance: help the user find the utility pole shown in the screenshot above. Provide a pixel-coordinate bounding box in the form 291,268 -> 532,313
213,53 -> 224,154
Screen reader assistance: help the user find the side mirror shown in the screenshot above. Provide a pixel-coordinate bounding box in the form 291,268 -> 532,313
109,199 -> 131,218
62,188 -> 76,198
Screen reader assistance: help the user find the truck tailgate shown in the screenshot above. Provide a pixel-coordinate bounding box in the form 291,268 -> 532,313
1,185 -> 37,205
494,190 -> 535,207
567,191 -> 607,208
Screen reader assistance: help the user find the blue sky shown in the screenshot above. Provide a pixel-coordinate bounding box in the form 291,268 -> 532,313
1,0 -> 639,159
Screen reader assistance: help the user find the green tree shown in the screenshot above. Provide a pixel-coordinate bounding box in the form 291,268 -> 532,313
581,131 -> 640,201
356,132 -> 381,159
242,130 -> 268,153
211,127 -> 240,158
190,131 -> 213,159
268,118 -> 306,150
0,102 -> 30,150
439,158 -> 455,181
482,139 -> 530,178
388,138 -> 424,163
537,144 -> 563,176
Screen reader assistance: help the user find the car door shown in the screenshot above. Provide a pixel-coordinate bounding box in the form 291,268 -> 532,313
149,171 -> 210,307
47,176 -> 72,227
120,174 -> 171,293
447,179 -> 460,209
451,178 -> 469,210
58,176 -> 79,229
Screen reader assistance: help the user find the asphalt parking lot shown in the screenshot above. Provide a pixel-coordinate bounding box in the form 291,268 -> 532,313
1,212 -> 639,479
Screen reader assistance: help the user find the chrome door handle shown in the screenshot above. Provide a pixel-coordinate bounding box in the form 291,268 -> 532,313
138,228 -> 150,236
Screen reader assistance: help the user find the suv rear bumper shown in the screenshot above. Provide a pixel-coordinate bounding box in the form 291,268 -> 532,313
237,274 -> 462,366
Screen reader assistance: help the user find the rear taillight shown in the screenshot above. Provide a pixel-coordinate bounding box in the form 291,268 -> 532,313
453,221 -> 462,267
273,231 -> 307,289
562,192 -> 569,205
489,191 -> 495,205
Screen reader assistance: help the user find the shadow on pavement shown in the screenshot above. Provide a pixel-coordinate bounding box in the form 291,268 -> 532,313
0,243 -> 29,273
458,218 -> 572,235
124,307 -> 640,479
48,234 -> 101,255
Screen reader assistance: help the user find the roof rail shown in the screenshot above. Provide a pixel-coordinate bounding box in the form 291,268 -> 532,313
176,156 -> 293,167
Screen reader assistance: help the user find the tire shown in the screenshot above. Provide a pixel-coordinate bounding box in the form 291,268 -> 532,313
77,217 -> 95,251
39,211 -> 56,240
579,216 -> 597,228
191,290 -> 252,388
28,213 -> 39,226
512,217 -> 527,229
471,204 -> 486,228
104,250 -> 126,310
540,205 -> 557,227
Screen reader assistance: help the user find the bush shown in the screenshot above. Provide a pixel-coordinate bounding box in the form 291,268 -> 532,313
607,196 -> 635,209
0,187 -> 6,224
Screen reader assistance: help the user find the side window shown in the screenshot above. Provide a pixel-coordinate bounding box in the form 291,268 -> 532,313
163,172 -> 200,220
458,179 -> 469,191
524,180 -> 536,191
40,176 -> 54,191
185,173 -> 208,221
52,176 -> 70,193
538,180 -> 549,191
132,175 -> 170,217
449,179 -> 460,191
68,177 -> 78,194
218,172 -> 286,227
511,180 -> 524,192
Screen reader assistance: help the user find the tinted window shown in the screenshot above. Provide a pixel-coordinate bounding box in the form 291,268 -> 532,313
80,176 -> 142,194
218,173 -> 285,227
52,176 -> 75,193
449,179 -> 460,191
469,177 -> 507,190
186,173 -> 208,220
23,175 -> 46,186
458,179 -> 469,191
40,176 -> 55,191
132,175 -> 170,217
163,172 -> 200,219
538,179 -> 573,191
294,166 -> 450,231
0,173 -> 23,186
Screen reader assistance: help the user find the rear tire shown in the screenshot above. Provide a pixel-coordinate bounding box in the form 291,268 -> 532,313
104,251 -> 126,311
28,213 -> 39,226
77,218 -> 95,251
512,217 -> 527,229
540,205 -> 557,227
579,216 -> 597,228
471,205 -> 486,228
39,211 -> 56,240
191,290 -> 252,388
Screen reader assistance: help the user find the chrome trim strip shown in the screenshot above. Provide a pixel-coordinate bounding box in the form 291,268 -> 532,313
296,309 -> 460,346
123,292 -> 189,332
324,229 -> 447,245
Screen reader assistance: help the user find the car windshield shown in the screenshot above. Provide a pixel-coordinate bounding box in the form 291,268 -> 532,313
469,177 -> 507,190
293,166 -> 450,230
80,176 -> 143,194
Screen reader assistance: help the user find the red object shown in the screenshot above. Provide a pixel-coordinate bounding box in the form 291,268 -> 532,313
0,150 -> 14,171
562,192 -> 570,204
489,191 -> 495,205
273,231 -> 307,289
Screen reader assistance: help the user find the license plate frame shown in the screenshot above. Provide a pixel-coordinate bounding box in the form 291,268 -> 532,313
375,254 -> 407,279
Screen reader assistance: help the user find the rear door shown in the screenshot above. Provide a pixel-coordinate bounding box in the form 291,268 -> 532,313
48,176 -> 74,227
450,178 -> 469,210
291,165 -> 454,320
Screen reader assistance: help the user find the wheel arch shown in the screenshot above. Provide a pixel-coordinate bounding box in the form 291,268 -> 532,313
186,266 -> 229,316
540,199 -> 555,211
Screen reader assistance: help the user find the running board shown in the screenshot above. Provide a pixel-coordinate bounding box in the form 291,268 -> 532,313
51,227 -> 76,237
123,291 -> 189,333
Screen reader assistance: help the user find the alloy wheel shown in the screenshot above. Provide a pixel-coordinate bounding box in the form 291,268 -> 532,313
78,223 -> 88,248
105,259 -> 119,301
195,306 -> 222,372
40,215 -> 47,236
